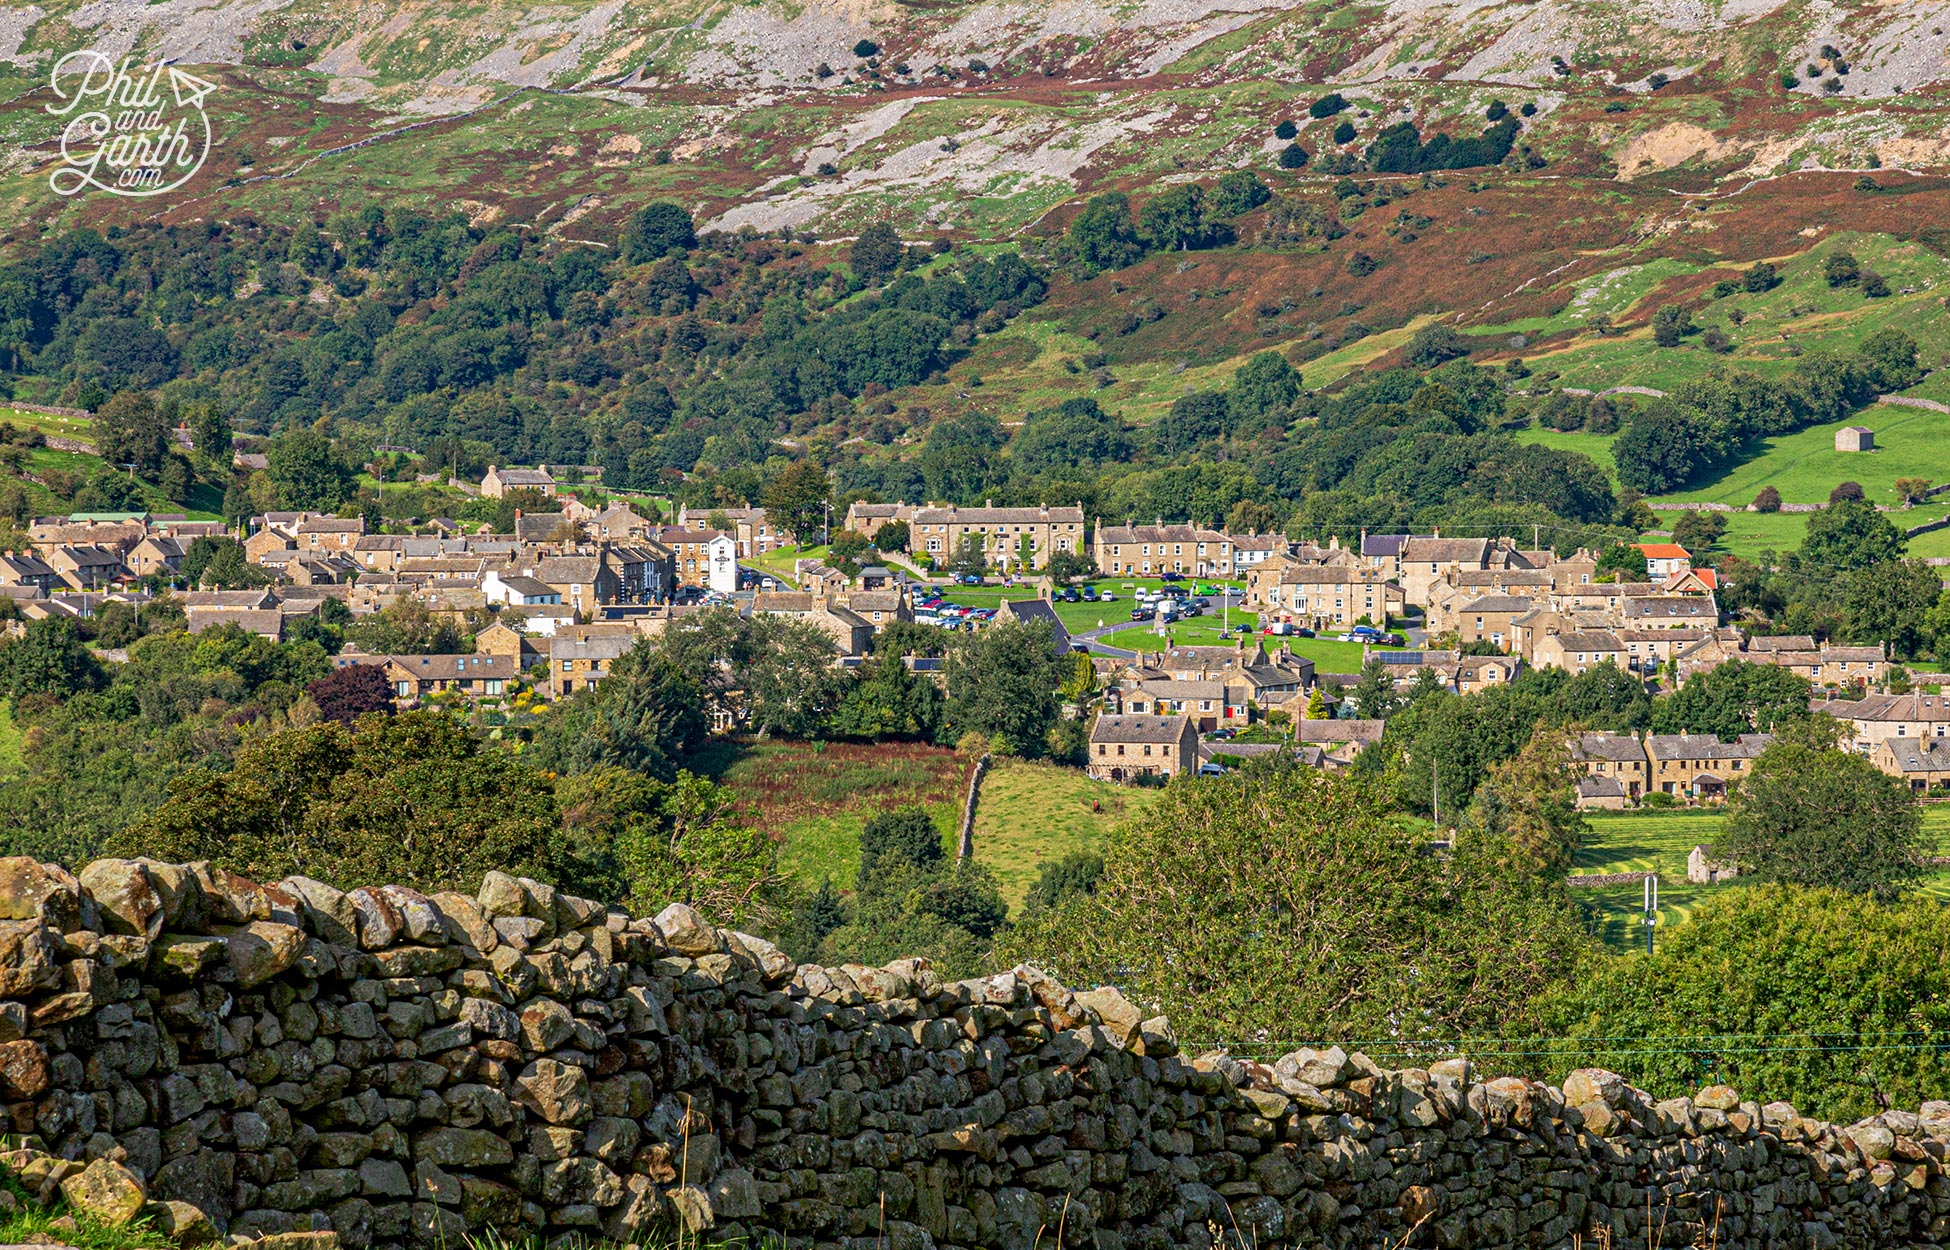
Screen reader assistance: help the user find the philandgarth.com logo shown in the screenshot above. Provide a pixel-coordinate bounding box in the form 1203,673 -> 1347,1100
45,51 -> 218,198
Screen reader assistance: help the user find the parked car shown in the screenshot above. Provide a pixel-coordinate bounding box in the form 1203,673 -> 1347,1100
1197,761 -> 1228,777
1130,606 -> 1154,621
1059,588 -> 1080,602
1071,642 -> 1092,654
1080,587 -> 1099,601
1207,727 -> 1237,741
1099,591 -> 1116,602
1160,571 -> 1184,582
960,574 -> 983,585
1180,602 -> 1204,617
1296,627 -> 1317,639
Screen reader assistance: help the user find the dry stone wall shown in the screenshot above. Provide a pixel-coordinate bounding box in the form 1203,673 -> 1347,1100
0,855 -> 1943,1249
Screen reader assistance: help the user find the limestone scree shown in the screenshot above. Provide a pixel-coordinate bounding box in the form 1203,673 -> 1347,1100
0,854 -> 1940,1248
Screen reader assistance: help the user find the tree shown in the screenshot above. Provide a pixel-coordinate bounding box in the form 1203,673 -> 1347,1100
187,403 -> 233,461
1045,549 -> 1095,585
1753,485 -> 1782,512
345,596 -> 464,655
1858,328 -> 1925,391
1277,143 -> 1309,170
1742,261 -> 1779,292
1545,884 -> 1950,1122
1895,477 -> 1934,505
1308,93 -> 1348,118
305,664 -> 395,724
1670,510 -> 1727,554
827,650 -> 945,740
946,534 -> 989,579
873,519 -> 910,554
760,458 -> 831,546
740,614 -> 853,738
1839,559 -> 1941,659
0,618 -> 104,699
1801,498 -> 1905,571
945,618 -> 1063,754
564,768 -> 783,926
1823,251 -> 1861,287
1304,688 -> 1329,719
1651,661 -> 1811,739
1829,480 -> 1865,503
266,426 -> 354,510
1005,761 -> 1593,1042
1228,351 -> 1304,424
1206,171 -> 1271,219
1592,541 -> 1647,583
1067,194 -> 1145,271
857,804 -> 945,886
1274,119 -> 1298,140
119,711 -> 564,893
1651,304 -> 1695,347
95,390 -> 173,475
1718,723 -> 1924,901
1139,184 -> 1211,251
621,202 -> 696,264
1021,850 -> 1103,917
1351,657 -> 1398,719
850,222 -> 904,284
525,644 -> 709,780
1332,120 -> 1357,144
1404,325 -> 1469,367
1455,734 -> 1586,877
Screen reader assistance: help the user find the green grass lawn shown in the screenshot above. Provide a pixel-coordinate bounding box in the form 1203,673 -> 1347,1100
1101,612 -> 1258,651
0,701 -> 23,778
971,759 -> 1154,907
1576,806 -> 1950,949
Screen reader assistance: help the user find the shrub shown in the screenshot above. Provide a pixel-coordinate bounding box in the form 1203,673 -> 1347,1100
1861,269 -> 1891,298
1743,261 -> 1778,292
1332,120 -> 1357,144
1346,251 -> 1377,276
1829,480 -> 1865,503
1485,100 -> 1509,121
853,38 -> 880,57
1274,119 -> 1298,140
1404,324 -> 1470,367
1651,304 -> 1695,347
1307,93 -> 1348,119
1753,485 -> 1782,512
1824,252 -> 1860,286
1519,101 -> 1537,116
1277,143 -> 1309,169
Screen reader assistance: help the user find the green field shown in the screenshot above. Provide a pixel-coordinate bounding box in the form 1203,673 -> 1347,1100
695,739 -> 968,889
1577,806 -> 1950,950
970,759 -> 1153,907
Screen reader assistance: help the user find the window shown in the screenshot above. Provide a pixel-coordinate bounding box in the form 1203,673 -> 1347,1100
1143,745 -> 1153,756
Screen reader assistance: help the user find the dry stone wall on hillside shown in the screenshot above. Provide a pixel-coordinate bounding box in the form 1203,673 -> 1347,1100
0,855 -> 1942,1249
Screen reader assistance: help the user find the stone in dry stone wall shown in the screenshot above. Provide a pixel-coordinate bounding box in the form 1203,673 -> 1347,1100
0,854 -> 1940,1249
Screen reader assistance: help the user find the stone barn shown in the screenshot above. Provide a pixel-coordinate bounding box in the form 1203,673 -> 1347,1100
1837,425 -> 1876,452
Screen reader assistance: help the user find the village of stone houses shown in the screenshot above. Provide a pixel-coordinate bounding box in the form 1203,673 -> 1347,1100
21,0 -> 1950,1242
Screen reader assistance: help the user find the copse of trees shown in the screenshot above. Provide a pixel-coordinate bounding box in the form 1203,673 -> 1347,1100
1611,331 -> 1922,494
1544,884 -> 1950,1122
1007,757 -> 1595,1042
1716,717 -> 1926,900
